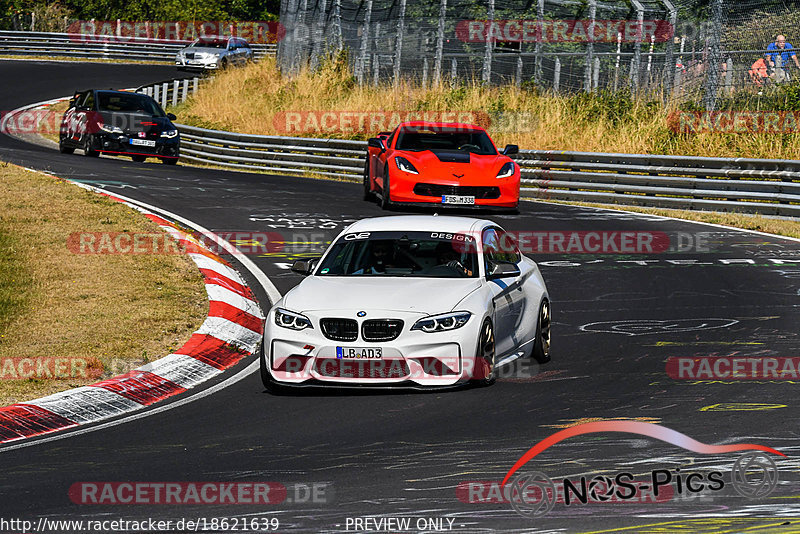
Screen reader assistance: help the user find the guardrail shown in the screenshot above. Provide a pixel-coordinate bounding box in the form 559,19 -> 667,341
168,125 -> 800,216
517,150 -> 800,217
0,30 -> 276,63
176,125 -> 367,180
130,74 -> 800,217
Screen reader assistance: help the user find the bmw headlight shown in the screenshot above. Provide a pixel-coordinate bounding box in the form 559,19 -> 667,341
99,124 -> 123,134
395,156 -> 419,174
161,129 -> 179,138
275,308 -> 313,330
411,311 -> 471,333
496,161 -> 515,179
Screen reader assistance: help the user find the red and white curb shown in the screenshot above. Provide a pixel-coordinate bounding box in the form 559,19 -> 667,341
0,186 -> 265,444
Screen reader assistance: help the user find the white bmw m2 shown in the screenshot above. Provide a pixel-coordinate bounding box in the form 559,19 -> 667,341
260,215 -> 550,391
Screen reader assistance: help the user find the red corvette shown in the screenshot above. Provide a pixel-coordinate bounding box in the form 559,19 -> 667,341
363,122 -> 520,211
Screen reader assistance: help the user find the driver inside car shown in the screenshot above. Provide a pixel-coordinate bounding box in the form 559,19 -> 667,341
434,242 -> 472,277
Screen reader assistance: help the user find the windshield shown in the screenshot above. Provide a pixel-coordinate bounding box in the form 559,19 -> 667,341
317,231 -> 478,278
192,38 -> 228,49
395,128 -> 497,155
97,92 -> 165,117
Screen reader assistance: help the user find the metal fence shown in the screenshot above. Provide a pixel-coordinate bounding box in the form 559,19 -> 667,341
276,0 -> 800,109
24,74 -> 788,218
0,30 -> 276,62
167,121 -> 800,217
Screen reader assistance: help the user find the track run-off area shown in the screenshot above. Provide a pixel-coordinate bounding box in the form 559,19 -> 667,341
0,60 -> 799,533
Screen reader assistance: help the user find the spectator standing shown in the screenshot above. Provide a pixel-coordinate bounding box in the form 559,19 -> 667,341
766,35 -> 800,82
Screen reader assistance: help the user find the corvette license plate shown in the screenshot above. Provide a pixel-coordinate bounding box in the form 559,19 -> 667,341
130,139 -> 156,147
442,195 -> 475,205
336,347 -> 383,360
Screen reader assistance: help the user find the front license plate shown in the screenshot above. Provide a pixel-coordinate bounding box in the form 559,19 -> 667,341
130,139 -> 156,147
442,195 -> 475,205
336,347 -> 383,360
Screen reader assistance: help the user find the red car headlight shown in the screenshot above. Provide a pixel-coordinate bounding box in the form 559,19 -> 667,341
496,161 -> 515,179
395,156 -> 419,174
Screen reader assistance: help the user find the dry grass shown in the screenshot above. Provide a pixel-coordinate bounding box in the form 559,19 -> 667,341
39,101 -> 69,145
538,199 -> 800,239
0,163 -> 206,406
174,56 -> 800,160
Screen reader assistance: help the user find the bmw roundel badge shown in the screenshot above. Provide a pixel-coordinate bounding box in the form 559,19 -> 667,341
357,311 -> 366,317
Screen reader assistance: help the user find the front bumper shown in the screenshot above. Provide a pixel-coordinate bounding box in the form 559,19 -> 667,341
176,56 -> 222,70
91,133 -> 180,159
389,176 -> 520,209
264,309 -> 482,387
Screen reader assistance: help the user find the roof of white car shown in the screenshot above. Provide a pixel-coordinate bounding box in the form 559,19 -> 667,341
344,215 -> 493,234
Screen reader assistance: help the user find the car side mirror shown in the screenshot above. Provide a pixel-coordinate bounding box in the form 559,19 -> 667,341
487,261 -> 520,280
367,137 -> 386,151
502,144 -> 519,156
167,113 -> 177,120
291,257 -> 320,276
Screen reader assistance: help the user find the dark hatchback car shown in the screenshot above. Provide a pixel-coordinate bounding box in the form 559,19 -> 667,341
59,89 -> 180,164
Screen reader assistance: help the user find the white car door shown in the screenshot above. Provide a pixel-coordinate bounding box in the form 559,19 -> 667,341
482,228 -> 524,358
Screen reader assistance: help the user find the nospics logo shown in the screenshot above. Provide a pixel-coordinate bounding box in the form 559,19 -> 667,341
462,421 -> 784,519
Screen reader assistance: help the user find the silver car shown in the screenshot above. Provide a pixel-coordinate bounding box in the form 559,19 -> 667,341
175,36 -> 253,70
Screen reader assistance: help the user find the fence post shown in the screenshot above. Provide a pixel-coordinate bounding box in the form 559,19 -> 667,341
482,0 -> 495,83
334,0 -> 343,51
434,0 -> 447,85
703,0 -> 723,110
161,82 -> 168,108
193,77 -> 198,95
372,22 -> 381,85
593,57 -> 600,90
629,56 -> 636,90
630,0 -> 644,94
451,57 -> 457,84
30,11 -> 35,31
310,0 -> 327,70
614,31 -> 621,91
553,57 -> 561,93
422,57 -> 429,87
182,79 -> 189,102
393,0 -> 406,86
172,80 -> 179,106
725,57 -> 733,94
534,0 -> 544,85
584,0 -> 596,92
357,0 -> 373,85
153,84 -> 159,103
516,55 -> 523,89
646,34 -> 655,88
661,0 -> 677,98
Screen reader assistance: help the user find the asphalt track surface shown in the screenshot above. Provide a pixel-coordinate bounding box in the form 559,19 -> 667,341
0,60 -> 799,533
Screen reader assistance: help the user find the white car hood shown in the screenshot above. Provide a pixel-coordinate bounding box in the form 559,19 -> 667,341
282,276 -> 482,315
